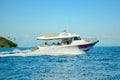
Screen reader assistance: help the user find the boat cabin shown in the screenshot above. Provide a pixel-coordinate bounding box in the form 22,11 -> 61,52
61,36 -> 81,45
36,31 -> 82,46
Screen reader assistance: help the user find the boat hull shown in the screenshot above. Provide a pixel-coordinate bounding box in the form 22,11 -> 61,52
77,40 -> 99,52
36,40 -> 99,54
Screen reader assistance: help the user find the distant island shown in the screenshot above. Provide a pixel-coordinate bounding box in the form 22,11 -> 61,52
0,36 -> 17,48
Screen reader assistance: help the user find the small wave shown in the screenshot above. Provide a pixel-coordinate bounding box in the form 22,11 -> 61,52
0,49 -> 30,57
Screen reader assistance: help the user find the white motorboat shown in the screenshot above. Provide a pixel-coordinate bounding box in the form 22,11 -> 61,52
36,30 -> 99,53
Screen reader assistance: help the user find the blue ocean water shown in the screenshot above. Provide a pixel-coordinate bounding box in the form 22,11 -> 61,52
0,47 -> 120,80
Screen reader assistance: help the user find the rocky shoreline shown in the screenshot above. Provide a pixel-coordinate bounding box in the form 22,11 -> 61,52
0,36 -> 17,48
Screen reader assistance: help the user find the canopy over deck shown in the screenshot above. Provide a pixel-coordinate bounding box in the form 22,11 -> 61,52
36,32 -> 80,40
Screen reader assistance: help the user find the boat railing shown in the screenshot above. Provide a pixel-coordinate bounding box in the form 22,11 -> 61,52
82,37 -> 98,42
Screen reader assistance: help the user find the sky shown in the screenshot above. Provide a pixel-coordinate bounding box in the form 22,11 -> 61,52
0,0 -> 120,47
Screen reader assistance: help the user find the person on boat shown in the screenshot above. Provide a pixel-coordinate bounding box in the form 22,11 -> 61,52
57,42 -> 60,45
45,42 -> 48,45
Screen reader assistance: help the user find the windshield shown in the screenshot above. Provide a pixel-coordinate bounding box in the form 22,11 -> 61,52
73,37 -> 81,40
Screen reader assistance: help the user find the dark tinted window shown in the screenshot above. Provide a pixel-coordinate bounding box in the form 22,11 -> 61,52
73,37 -> 81,40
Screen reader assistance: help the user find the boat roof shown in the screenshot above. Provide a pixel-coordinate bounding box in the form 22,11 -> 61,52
36,32 -> 80,40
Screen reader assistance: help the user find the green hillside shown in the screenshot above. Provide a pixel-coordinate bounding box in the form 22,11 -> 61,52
0,36 -> 17,48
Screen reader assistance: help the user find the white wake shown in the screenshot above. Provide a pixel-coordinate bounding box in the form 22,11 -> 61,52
0,48 -> 85,57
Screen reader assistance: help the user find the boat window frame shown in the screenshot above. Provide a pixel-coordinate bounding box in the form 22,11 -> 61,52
61,38 -> 72,45
73,36 -> 81,41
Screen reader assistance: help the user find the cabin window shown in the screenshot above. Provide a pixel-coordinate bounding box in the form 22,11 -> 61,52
73,37 -> 81,40
62,38 -> 72,44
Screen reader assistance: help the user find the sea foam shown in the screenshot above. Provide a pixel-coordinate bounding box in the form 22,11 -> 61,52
0,47 -> 85,57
